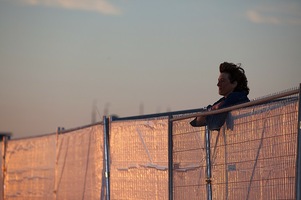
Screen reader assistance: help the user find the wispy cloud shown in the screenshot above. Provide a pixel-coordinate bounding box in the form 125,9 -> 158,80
246,2 -> 301,25
14,0 -> 121,15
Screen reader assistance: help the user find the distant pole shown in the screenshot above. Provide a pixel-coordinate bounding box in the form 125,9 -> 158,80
166,106 -> 171,113
139,102 -> 144,115
104,103 -> 110,116
91,100 -> 97,124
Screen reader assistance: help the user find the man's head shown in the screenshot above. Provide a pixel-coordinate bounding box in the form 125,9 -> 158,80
217,62 -> 249,97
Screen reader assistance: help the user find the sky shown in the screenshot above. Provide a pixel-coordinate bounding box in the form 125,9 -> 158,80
0,0 -> 301,139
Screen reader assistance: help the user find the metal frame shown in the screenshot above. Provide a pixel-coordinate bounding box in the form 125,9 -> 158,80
205,126 -> 212,200
296,84 -> 301,200
0,133 -> 11,199
111,108 -> 204,121
168,115 -> 173,200
103,116 -> 111,200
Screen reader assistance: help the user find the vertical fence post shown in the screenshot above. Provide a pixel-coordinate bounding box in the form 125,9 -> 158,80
296,84 -> 301,200
168,115 -> 173,200
205,126 -> 212,200
54,127 -> 60,200
103,116 -> 110,200
1,135 -> 4,200
1,135 -> 7,200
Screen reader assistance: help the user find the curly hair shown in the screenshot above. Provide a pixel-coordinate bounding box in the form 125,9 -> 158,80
219,62 -> 250,95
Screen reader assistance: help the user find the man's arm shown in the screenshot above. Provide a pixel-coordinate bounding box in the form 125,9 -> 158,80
190,115 -> 206,127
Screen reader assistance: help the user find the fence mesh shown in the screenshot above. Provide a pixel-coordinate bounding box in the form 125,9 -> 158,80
4,135 -> 56,199
54,126 -> 104,200
172,118 -> 207,200
0,91 -> 299,200
3,125 -> 104,200
109,118 -> 169,200
211,96 -> 298,200
172,95 -> 299,200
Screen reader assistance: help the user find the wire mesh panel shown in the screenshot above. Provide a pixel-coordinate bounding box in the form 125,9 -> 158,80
110,118 -> 169,200
211,96 -> 299,200
4,134 -> 56,200
55,125 -> 104,200
2,124 -> 104,200
172,118 -> 208,200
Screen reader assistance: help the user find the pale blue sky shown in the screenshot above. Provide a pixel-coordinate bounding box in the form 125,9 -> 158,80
1,0 -> 301,138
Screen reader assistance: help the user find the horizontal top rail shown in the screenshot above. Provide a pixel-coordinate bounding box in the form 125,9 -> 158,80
171,88 -> 299,122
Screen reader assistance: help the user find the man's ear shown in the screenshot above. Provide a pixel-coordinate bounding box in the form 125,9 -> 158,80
233,81 -> 238,88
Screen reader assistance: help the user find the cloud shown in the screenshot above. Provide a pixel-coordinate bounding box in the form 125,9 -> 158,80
16,0 -> 121,15
246,10 -> 281,25
246,2 -> 301,25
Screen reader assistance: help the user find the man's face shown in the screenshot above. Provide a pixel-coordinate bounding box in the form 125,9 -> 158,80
217,72 -> 237,97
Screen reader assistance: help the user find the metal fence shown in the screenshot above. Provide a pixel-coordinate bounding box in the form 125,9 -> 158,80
172,94 -> 299,200
0,86 -> 300,200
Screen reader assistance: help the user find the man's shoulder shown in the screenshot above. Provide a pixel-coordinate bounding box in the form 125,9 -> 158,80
228,91 -> 249,100
223,91 -> 249,107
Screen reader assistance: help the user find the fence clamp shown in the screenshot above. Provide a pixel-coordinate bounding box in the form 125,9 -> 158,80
206,179 -> 212,184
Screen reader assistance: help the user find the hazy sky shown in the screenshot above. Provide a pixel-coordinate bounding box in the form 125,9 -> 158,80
1,0 -> 301,139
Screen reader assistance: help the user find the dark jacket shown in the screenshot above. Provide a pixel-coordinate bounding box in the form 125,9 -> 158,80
190,91 -> 249,130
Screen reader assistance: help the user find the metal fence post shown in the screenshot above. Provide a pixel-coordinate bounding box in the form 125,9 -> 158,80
296,84 -> 301,200
1,133 -> 11,200
1,136 -> 4,200
54,127 -> 60,200
1,136 -> 7,200
205,126 -> 212,200
103,116 -> 110,200
168,115 -> 173,200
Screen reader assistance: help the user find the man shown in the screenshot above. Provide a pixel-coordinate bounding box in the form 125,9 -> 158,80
190,62 -> 250,130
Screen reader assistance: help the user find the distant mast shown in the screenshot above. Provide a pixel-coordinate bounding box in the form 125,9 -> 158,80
139,102 -> 144,115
